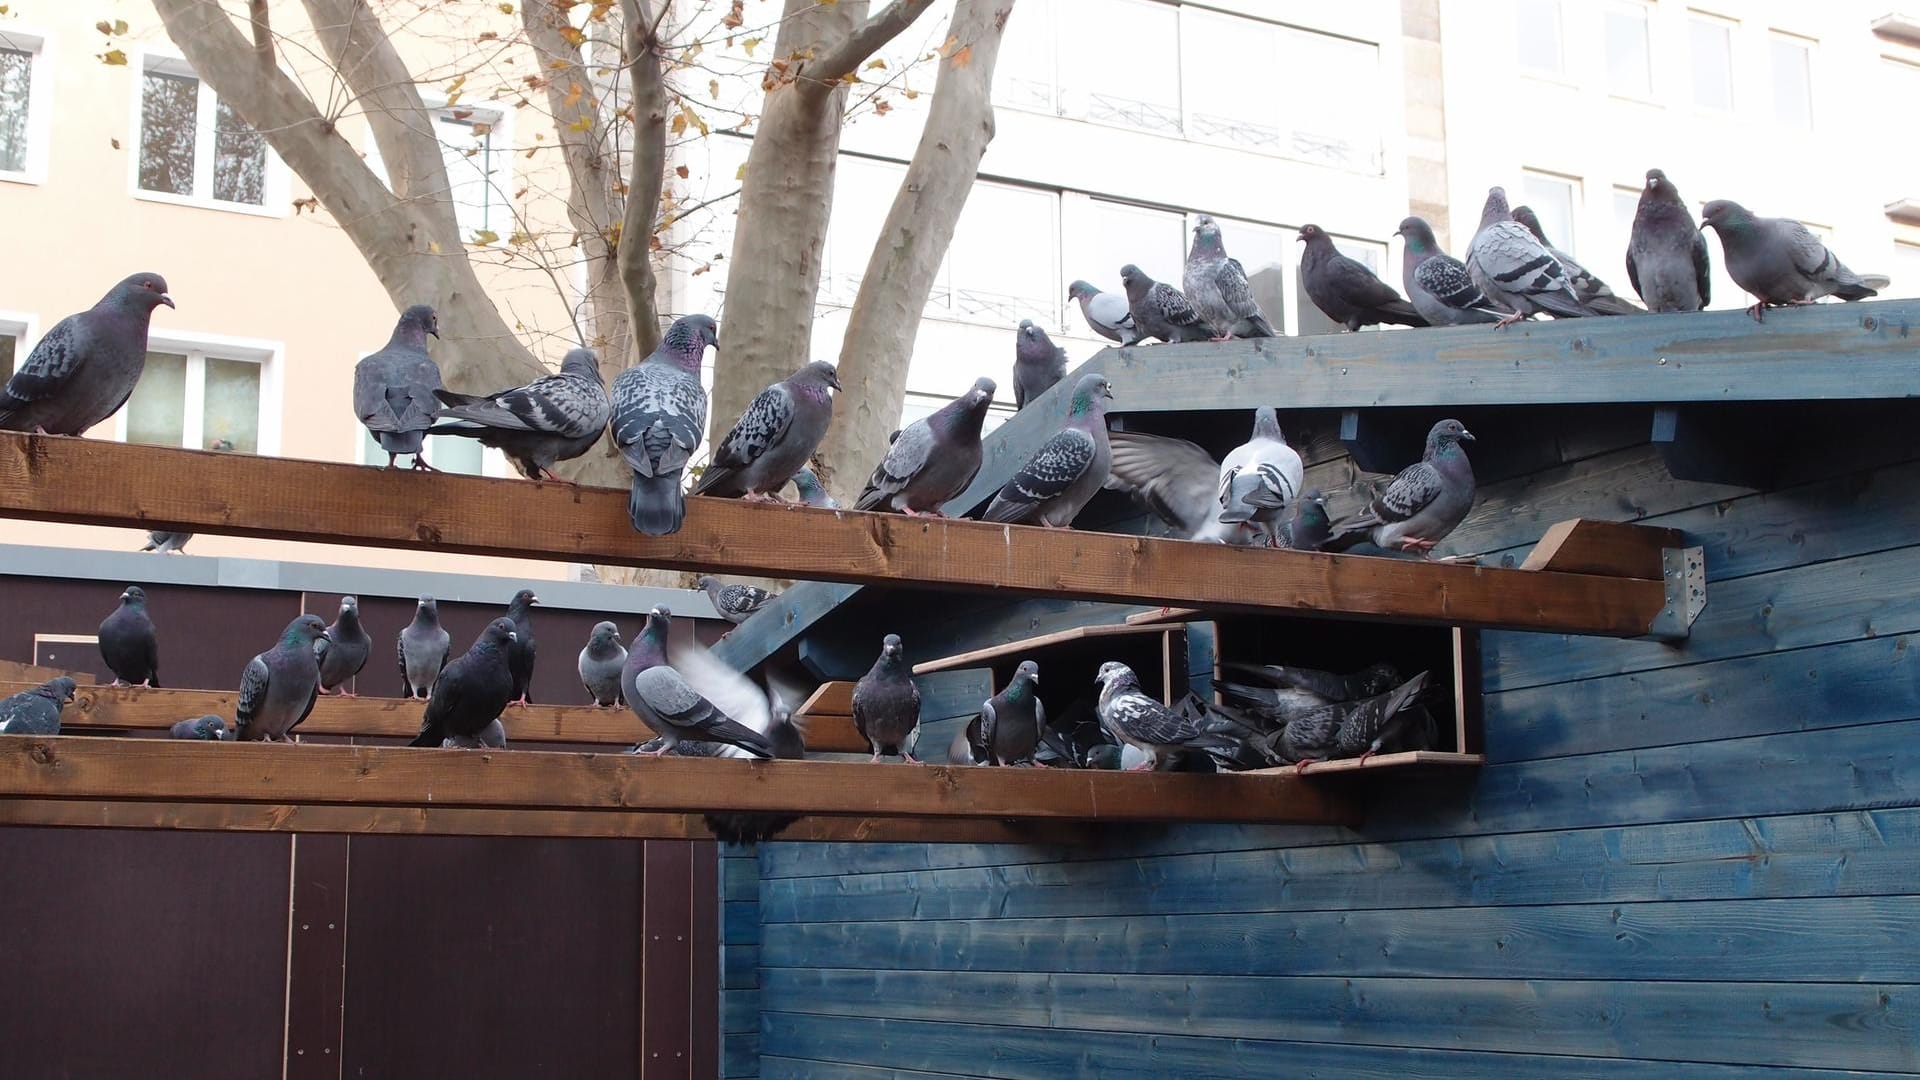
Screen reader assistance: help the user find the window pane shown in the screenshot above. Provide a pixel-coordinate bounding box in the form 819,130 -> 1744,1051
1066,199 -> 1186,302
1201,215 -> 1289,333
128,351 -> 188,446
0,333 -> 15,380
992,0 -> 1055,112
950,182 -> 1058,325
1885,61 -> 1920,180
1605,8 -> 1651,96
1892,242 -> 1920,300
213,98 -> 266,204
1283,32 -> 1381,173
139,71 -> 199,195
1690,18 -> 1733,110
431,434 -> 484,475
202,357 -> 260,453
0,48 -> 31,172
1184,10 -> 1278,149
1771,37 -> 1812,129
1516,0 -> 1563,75
439,114 -> 503,240
1521,173 -> 1578,256
1058,0 -> 1180,133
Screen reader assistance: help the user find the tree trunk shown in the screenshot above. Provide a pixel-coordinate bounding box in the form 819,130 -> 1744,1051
817,0 -> 1013,497
617,0 -> 668,363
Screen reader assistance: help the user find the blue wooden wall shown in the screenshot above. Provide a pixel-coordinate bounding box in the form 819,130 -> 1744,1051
733,423 -> 1920,1076
722,849 -> 760,1078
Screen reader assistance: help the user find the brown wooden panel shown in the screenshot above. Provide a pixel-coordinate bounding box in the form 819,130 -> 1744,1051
286,834 -> 349,1080
1520,518 -> 1685,579
0,658 -> 92,683
688,842 -> 720,1080
791,680 -> 867,752
642,841 -> 695,1080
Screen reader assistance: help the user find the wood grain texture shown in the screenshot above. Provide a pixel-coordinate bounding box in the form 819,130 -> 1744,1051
0,658 -> 92,684
1520,519 -> 1685,578
912,623 -> 1171,674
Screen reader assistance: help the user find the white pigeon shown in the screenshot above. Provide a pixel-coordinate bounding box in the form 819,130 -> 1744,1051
1216,408 -> 1304,547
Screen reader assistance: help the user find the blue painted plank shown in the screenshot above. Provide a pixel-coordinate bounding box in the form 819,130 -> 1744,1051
722,1032 -> 760,1078
762,1060 -> 953,1080
723,853 -> 758,903
713,582 -> 862,672
722,988 -> 760,1034
724,943 -> 758,990
725,900 -> 760,946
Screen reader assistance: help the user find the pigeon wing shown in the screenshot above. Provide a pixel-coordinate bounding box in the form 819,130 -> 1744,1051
855,421 -> 935,510
1106,430 -> 1220,535
236,654 -> 271,728
1414,254 -> 1493,312
709,383 -> 797,473
985,427 -> 1096,519
612,362 -> 707,477
1372,460 -> 1444,524
0,315 -> 85,412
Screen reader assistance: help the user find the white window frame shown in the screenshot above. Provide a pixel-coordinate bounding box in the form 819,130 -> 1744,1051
363,100 -> 516,248
114,329 -> 284,455
1768,30 -> 1816,130
1687,12 -> 1738,114
1602,1 -> 1656,103
0,309 -> 40,380
1520,168 -> 1584,257
0,26 -> 54,185
1515,0 -> 1567,78
129,49 -> 290,217
930,177 -> 1064,330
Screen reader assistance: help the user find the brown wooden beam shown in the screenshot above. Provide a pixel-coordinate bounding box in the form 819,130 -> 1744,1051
0,433 -> 1673,636
1521,519 -> 1685,579
0,659 -> 93,684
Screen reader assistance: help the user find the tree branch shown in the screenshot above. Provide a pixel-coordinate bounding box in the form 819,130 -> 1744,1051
809,0 -> 937,88
619,0 -> 667,360
248,0 -> 273,65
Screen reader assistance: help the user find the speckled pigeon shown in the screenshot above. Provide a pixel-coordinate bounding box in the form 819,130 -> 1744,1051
578,621 -> 627,707
0,677 -> 76,736
1396,216 -> 1503,326
1279,487 -> 1332,551
315,595 -> 372,697
855,377 -> 996,516
141,531 -> 192,555
622,606 -> 772,757
1627,169 -> 1712,313
1701,199 -> 1880,321
1185,215 -> 1275,338
1119,265 -> 1212,344
1325,419 -> 1476,556
503,588 -> 539,706
1299,224 -> 1427,331
235,614 -> 330,743
1217,408 -> 1304,547
427,347 -> 611,483
791,466 -> 838,508
409,618 -> 517,748
0,272 -> 173,435
1067,280 -> 1143,345
1104,430 -> 1255,544
612,314 -> 716,535
1013,320 -> 1069,409
98,585 -> 160,688
169,714 -> 230,740
1094,661 -> 1239,770
981,660 -> 1043,766
1465,187 -> 1593,326
1259,671 -> 1431,771
982,373 -> 1113,528
693,361 -> 841,500
1512,206 -> 1642,315
353,304 -> 444,470
442,718 -> 508,750
396,596 -> 452,700
698,576 -> 776,625
852,633 -> 922,762
1223,659 -> 1402,704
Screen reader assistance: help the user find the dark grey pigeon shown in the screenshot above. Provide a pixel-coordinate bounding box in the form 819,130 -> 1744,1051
0,677 -> 76,736
410,618 -> 517,748
852,633 -> 922,762
1067,280 -> 1143,345
578,620 -> 627,707
315,595 -> 372,697
623,607 -> 772,757
427,347 -> 612,483
1465,187 -> 1593,326
1396,216 -> 1504,326
1260,671 -> 1431,770
0,273 -> 173,435
791,466 -> 838,508
1013,321 -> 1068,409
443,718 -> 508,749
1094,661 -> 1238,770
99,585 -> 160,688
854,377 -> 996,516
1184,215 -> 1275,338
1512,206 -> 1642,315
1223,659 -> 1401,704
503,588 -> 539,706
396,595 -> 452,700
612,314 -> 716,535
1701,199 -> 1880,321
169,714 -> 230,740
141,531 -> 192,555
692,360 -> 841,500
1324,419 -> 1476,556
235,614 -> 330,742
1299,224 -> 1428,332
353,304 -> 444,470
981,660 -> 1043,766
1279,488 -> 1333,551
1119,265 -> 1212,344
697,576 -> 775,625
1627,168 -> 1712,313
982,373 -> 1113,528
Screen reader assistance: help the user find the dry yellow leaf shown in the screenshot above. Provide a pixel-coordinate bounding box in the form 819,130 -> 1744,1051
563,82 -> 584,108
742,37 -> 761,57
100,49 -> 127,66
568,114 -> 594,132
866,58 -> 888,70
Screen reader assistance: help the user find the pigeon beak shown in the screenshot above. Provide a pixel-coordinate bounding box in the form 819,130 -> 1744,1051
159,294 -> 176,309
1459,430 -> 1476,442
1103,386 -> 1114,400
826,370 -> 844,391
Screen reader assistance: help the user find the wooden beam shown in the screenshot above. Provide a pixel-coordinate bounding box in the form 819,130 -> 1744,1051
0,659 -> 92,685
1245,750 -> 1485,776
0,736 -> 1356,824
912,623 -> 1171,675
1521,519 -> 1685,580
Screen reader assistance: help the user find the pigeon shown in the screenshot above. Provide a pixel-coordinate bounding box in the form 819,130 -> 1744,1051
1223,659 -> 1402,704
701,703 -> 808,845
1279,487 -> 1332,551
1511,206 -> 1643,315
98,585 -> 160,688
852,633 -> 922,762
1215,678 -> 1336,726
0,677 -> 76,736
1258,671 -> 1432,771
1184,215 -> 1275,338
982,373 -> 1113,528
578,620 -> 627,707
691,360 -> 841,501
1465,187 -> 1594,326
0,272 -> 174,435
622,606 -> 772,757
503,588 -> 539,706
426,346 -> 612,483
791,466 -> 839,508
1013,321 -> 1069,409
1298,224 -> 1428,332
697,576 -> 776,625
1119,265 -> 1212,344
1216,408 -> 1304,547
1066,280 -> 1143,345
950,719 -> 989,766
1626,168 -> 1712,313
1104,430 -> 1255,544
1324,419 -> 1476,555
1701,198 -> 1881,321
315,595 -> 372,697
1396,216 -> 1505,326
353,304 -> 444,470
396,595 -> 452,700
409,618 -> 518,748
1093,661 -> 1239,770
140,531 -> 192,555
169,714 -> 230,740
442,718 -> 508,749
854,377 -> 996,516
980,660 -> 1043,766
235,614 -> 330,742
611,314 -> 716,535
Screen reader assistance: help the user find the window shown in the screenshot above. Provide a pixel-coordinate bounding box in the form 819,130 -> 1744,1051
0,313 -> 31,381
1690,16 -> 1735,110
1893,241 -> 1920,299
943,180 -> 1061,326
119,337 -> 275,452
135,55 -> 280,211
1605,5 -> 1652,97
1063,197 -> 1187,307
1521,171 -> 1580,256
365,105 -> 514,245
1190,213 -> 1290,334
1181,9 -> 1382,172
1057,0 -> 1181,134
1613,187 -> 1641,235
821,155 -> 906,301
993,0 -> 1057,113
1296,234 -> 1389,336
1771,34 -> 1813,129
0,29 -> 51,182
1885,60 -> 1920,181
1516,0 -> 1564,76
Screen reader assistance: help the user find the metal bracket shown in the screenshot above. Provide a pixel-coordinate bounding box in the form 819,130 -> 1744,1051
1646,546 -> 1707,640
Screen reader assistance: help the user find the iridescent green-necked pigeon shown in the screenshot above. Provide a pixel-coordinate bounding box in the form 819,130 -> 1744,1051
1119,265 -> 1211,344
409,618 -> 517,748
1067,280 -> 1142,345
982,373 -> 1113,528
852,633 -> 921,763
1396,216 -> 1504,326
0,677 -> 76,736
1465,187 -> 1593,326
236,614 -> 330,743
1324,419 -> 1476,556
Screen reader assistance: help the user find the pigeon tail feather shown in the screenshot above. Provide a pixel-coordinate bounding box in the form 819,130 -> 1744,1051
630,472 -> 686,535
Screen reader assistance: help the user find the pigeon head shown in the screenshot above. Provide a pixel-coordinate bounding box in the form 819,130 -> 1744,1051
792,360 -> 842,395
395,304 -> 439,342
1699,199 -> 1752,233
479,617 -> 518,648
105,272 -> 175,313
662,314 -> 720,368
1510,206 -> 1550,246
1296,487 -> 1329,525
792,466 -> 831,504
415,596 -> 439,620
1190,215 -> 1225,255
1642,168 -> 1687,207
284,613 -> 331,646
588,620 -> 621,647
932,377 -> 998,439
1426,418 -> 1474,454
559,347 -> 603,383
120,585 -> 149,608
766,704 -> 807,760
880,633 -> 904,661
1094,660 -> 1139,689
1118,264 -> 1151,298
1015,322 -> 1059,363
338,596 -> 359,617
1085,743 -> 1124,770
1250,407 -> 1284,443
507,588 -> 539,614
1295,224 -> 1334,252
1007,660 -> 1039,697
643,605 -> 672,642
1479,187 -> 1514,228
188,714 -> 228,739
42,676 -> 78,704
1395,216 -> 1440,255
1067,280 -> 1101,302
1067,373 -> 1113,417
